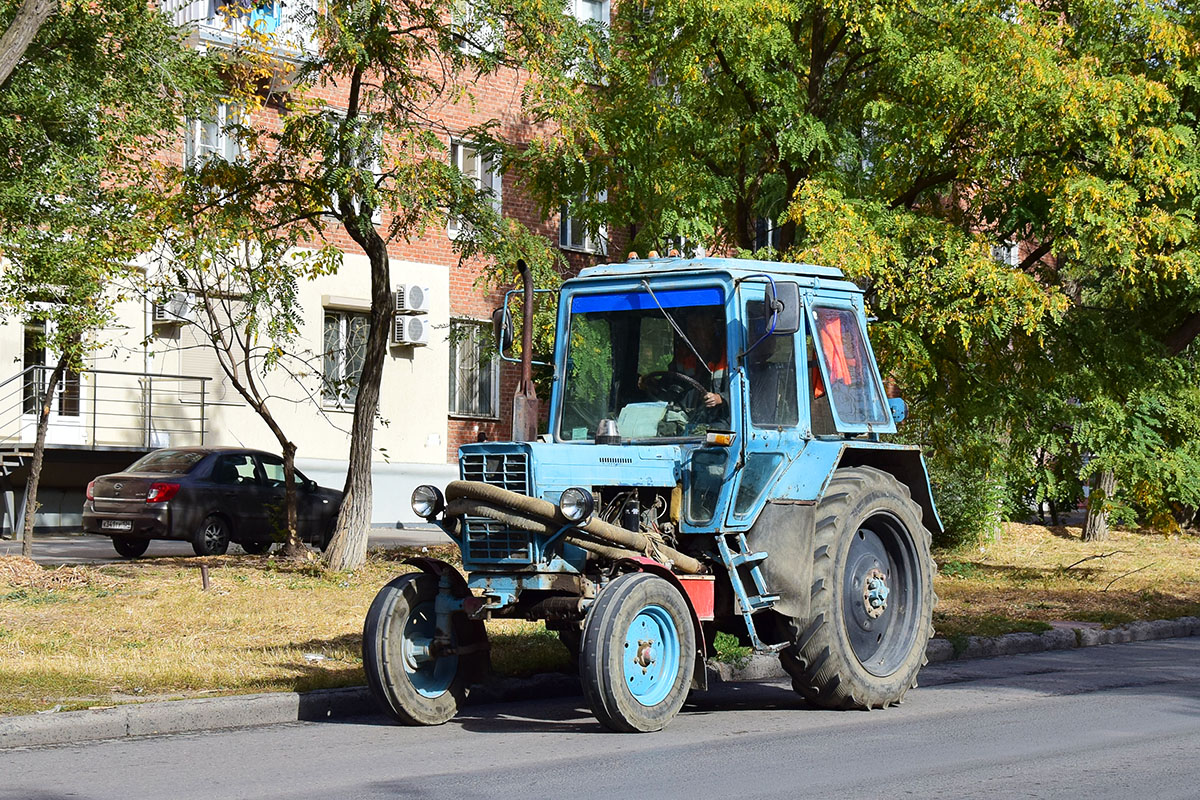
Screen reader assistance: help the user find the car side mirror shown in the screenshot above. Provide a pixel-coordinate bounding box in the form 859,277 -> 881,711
764,281 -> 801,336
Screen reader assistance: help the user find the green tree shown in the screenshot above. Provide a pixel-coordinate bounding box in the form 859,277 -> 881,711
151,187 -> 341,557
515,0 -> 1200,543
179,0 -> 577,569
0,0 -> 209,552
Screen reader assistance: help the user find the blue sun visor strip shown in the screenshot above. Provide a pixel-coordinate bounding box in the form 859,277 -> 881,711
571,287 -> 724,314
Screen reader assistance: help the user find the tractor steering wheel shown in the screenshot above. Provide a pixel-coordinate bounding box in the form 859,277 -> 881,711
641,371 -> 709,407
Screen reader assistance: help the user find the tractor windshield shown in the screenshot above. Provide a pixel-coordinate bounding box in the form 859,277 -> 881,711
558,287 -> 728,442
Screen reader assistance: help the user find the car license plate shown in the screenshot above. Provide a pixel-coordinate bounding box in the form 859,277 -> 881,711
101,520 -> 133,531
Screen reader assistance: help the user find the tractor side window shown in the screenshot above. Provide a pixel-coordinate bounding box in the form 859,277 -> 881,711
686,449 -> 725,524
744,301 -> 798,427
811,306 -> 888,427
807,333 -> 836,436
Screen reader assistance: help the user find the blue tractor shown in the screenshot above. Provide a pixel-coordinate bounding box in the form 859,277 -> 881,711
363,256 -> 940,732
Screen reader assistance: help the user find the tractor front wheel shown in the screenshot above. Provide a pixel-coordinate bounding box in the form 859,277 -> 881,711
779,466 -> 936,710
580,572 -> 696,732
362,572 -> 487,726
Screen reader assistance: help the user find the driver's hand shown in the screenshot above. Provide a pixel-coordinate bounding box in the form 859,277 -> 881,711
703,392 -> 723,407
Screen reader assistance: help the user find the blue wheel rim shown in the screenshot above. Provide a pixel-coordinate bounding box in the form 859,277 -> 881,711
401,599 -> 458,698
622,604 -> 680,707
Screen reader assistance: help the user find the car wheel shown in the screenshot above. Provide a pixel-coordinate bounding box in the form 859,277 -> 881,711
112,536 -> 149,559
192,514 -> 231,557
241,540 -> 272,555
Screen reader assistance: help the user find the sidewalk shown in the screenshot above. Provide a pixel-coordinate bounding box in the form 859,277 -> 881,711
4,614 -> 1199,750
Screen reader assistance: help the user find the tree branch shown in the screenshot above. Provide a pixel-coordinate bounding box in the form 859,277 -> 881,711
1165,310 -> 1200,356
0,0 -> 57,89
1018,239 -> 1053,273
891,169 -> 957,210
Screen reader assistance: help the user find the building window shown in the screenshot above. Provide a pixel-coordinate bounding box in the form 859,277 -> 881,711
449,320 -> 499,418
185,102 -> 241,166
451,0 -> 503,54
245,0 -> 283,33
560,191 -> 607,255
324,111 -> 383,225
323,310 -> 369,407
569,0 -> 609,25
448,139 -> 502,236
992,241 -> 1020,267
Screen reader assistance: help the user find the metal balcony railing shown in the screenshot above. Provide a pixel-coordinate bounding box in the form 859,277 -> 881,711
161,0 -> 319,59
0,367 -> 210,451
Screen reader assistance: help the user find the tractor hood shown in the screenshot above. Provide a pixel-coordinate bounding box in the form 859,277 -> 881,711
458,441 -> 685,505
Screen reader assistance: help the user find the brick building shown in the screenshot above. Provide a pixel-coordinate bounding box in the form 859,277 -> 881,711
0,0 -> 615,534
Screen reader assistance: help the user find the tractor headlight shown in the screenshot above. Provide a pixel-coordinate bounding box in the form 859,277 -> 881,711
558,487 -> 595,523
411,485 -> 444,519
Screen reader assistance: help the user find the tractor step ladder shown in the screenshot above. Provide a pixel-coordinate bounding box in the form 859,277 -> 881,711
715,532 -> 787,653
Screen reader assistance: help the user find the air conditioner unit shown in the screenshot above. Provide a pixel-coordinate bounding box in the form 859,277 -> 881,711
394,284 -> 430,314
152,292 -> 192,325
392,314 -> 429,346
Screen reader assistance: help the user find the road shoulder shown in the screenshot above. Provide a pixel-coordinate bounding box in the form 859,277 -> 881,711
4,614 -> 1199,750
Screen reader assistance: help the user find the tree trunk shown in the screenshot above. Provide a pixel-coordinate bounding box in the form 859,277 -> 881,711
247,393 -> 304,557
1082,469 -> 1116,542
0,0 -> 57,89
325,231 -> 390,571
20,354 -> 66,558
280,440 -> 304,558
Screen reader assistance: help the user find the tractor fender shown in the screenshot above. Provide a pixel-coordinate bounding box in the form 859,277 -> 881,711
837,444 -> 944,537
403,557 -> 471,596
768,440 -> 942,538
614,557 -> 709,692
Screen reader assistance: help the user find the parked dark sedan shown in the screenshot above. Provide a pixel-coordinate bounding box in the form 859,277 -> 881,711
82,447 -> 343,558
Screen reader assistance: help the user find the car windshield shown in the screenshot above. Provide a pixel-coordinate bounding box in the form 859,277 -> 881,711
126,450 -> 206,474
559,287 -> 728,442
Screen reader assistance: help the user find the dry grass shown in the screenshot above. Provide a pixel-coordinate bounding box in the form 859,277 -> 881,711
933,523 -> 1200,639
4,522 -> 1200,716
0,546 -> 568,716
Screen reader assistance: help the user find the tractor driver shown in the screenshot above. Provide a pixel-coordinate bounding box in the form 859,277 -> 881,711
676,309 -> 728,414
640,307 -> 729,430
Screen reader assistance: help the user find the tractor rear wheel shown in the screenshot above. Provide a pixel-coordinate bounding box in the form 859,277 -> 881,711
779,467 -> 936,710
580,572 -> 695,732
362,572 -> 487,725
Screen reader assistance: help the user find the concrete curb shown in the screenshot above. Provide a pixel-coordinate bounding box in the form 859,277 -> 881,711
5,615 -> 1200,750
701,615 -> 1200,683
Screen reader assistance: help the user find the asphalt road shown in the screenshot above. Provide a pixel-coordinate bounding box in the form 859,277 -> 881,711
0,527 -> 453,564
3,638 -> 1199,799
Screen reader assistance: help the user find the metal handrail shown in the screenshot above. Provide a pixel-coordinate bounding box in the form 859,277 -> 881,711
0,367 -> 212,451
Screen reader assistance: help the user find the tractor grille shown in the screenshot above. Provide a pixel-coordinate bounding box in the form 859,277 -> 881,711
460,450 -> 533,565
462,518 -> 533,564
460,452 -> 530,495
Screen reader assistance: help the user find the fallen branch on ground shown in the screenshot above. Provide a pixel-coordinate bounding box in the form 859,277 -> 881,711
1104,563 -> 1156,592
1064,551 -> 1130,570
